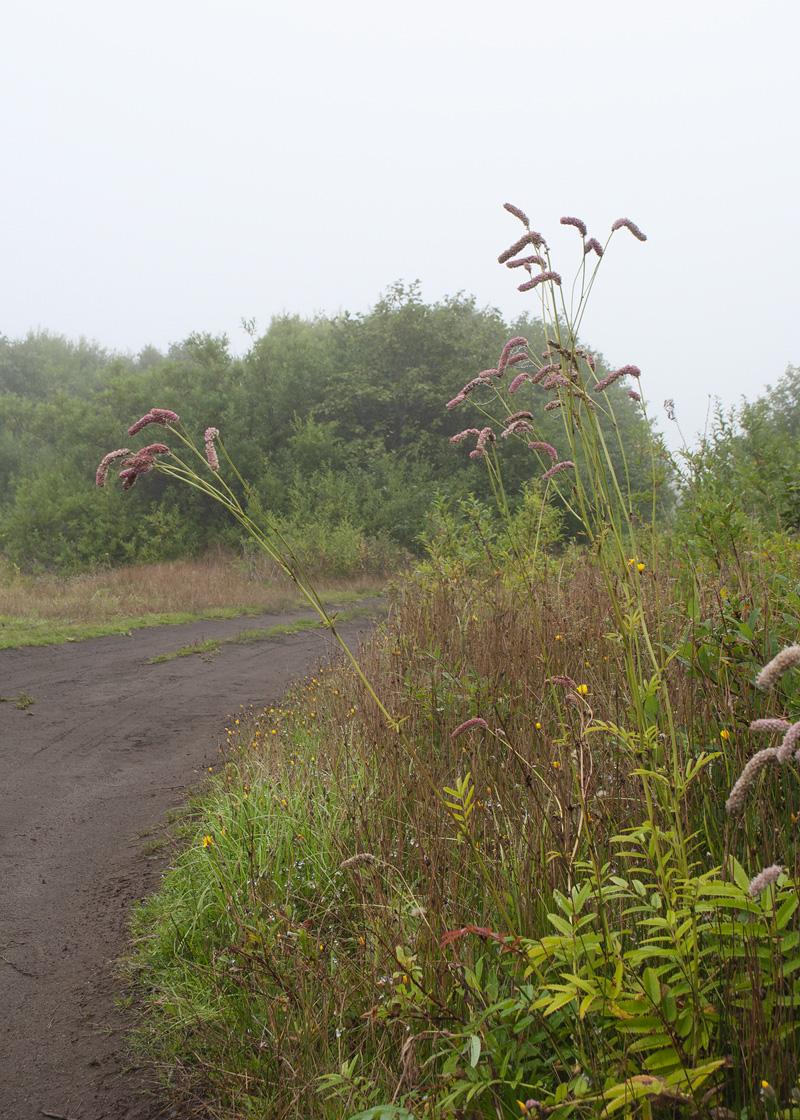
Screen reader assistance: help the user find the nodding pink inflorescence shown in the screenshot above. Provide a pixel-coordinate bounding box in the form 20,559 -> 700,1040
204,426 -> 220,471
501,419 -> 534,437
504,411 -> 534,425
96,448 -> 132,488
542,372 -> 572,390
560,216 -> 587,237
611,217 -> 647,242
547,675 -> 577,690
628,389 -> 641,402
518,271 -> 562,292
506,254 -> 546,270
128,408 -> 180,436
749,718 -> 792,734
449,428 -> 481,445
446,374 -> 496,409
497,337 -> 528,375
584,238 -> 604,258
452,717 -> 489,739
748,864 -> 785,899
508,371 -> 532,394
725,747 -> 780,814
498,234 -> 536,264
542,460 -> 574,481
593,365 -> 642,393
503,202 -> 530,227
544,400 -> 563,412
776,720 -> 800,764
756,645 -> 800,690
528,441 -> 558,462
470,427 -> 496,459
118,468 -> 139,491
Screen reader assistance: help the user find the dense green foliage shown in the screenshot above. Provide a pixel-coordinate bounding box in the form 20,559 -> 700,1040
0,284 -> 652,571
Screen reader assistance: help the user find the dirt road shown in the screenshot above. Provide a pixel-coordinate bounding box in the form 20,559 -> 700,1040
0,604 -> 381,1119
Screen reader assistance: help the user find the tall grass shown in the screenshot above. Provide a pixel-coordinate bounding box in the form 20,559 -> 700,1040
124,211 -> 800,1118
0,548 -> 387,647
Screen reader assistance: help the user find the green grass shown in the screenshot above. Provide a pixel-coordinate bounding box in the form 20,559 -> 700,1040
146,607 -> 382,664
0,590 -> 385,650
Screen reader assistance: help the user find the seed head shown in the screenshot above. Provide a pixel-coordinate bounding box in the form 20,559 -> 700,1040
547,675 -> 577,689
611,217 -> 647,241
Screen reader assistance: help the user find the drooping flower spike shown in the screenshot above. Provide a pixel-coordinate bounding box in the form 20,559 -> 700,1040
748,864 -> 784,899
95,448 -> 132,488
503,202 -> 530,227
518,271 -> 562,292
593,365 -> 642,393
542,460 -> 575,481
611,217 -> 647,242
128,408 -> 180,436
560,216 -> 587,237
497,337 -> 529,375
452,717 -> 489,739
204,427 -> 220,471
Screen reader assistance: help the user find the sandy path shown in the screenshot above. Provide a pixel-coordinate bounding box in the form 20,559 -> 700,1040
0,603 -> 382,1119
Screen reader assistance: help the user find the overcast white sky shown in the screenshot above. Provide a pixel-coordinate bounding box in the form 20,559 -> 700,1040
2,0 -> 798,446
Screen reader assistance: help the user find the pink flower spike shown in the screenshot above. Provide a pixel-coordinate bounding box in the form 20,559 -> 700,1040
452,717 -> 489,739
748,864 -> 784,899
560,216 -> 587,237
518,271 -> 562,292
542,460 -> 575,481
584,238 -> 604,258
450,428 -> 481,445
140,443 -> 170,456
96,448 -> 132,488
128,413 -> 158,436
497,336 -> 528,374
203,423 -> 219,468
503,202 -> 530,227
628,389 -> 641,402
508,371 -> 531,394
150,408 -> 180,422
528,441 -> 558,462
611,217 -> 647,242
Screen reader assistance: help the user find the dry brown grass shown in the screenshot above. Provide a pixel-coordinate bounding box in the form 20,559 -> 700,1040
0,549 -> 385,626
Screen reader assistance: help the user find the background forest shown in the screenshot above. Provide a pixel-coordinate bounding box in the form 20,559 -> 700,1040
1,282 -> 666,575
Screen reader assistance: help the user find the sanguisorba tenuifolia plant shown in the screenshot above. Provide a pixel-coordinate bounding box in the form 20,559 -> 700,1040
105,209 -> 800,1119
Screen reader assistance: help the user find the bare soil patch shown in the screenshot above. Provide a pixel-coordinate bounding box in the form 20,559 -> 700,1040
0,603 -> 382,1119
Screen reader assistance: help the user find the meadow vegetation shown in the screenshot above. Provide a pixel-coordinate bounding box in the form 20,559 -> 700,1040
8,207 -> 800,1118
0,550 -> 383,648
